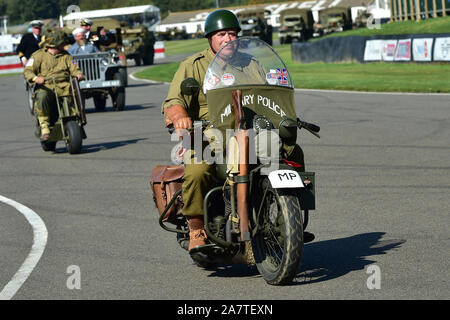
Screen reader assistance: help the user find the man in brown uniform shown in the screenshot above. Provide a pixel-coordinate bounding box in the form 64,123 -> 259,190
24,28 -> 84,141
162,10 -> 242,253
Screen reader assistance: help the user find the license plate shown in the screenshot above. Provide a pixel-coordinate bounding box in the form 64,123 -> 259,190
101,80 -> 120,87
268,170 -> 304,188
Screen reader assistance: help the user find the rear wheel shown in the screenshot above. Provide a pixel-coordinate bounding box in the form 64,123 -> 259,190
65,120 -> 82,154
251,177 -> 304,285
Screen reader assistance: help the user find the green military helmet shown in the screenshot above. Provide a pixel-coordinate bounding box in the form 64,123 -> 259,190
42,28 -> 67,48
204,9 -> 241,38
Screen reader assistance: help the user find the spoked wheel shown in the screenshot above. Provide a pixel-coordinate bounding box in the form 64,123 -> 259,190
251,177 -> 304,285
65,120 -> 82,154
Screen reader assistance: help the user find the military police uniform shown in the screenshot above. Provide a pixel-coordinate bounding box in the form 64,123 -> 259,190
24,29 -> 83,137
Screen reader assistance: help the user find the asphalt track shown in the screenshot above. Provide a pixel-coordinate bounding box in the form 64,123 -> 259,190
0,59 -> 449,301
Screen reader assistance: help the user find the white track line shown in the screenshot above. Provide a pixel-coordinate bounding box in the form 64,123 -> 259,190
0,195 -> 48,300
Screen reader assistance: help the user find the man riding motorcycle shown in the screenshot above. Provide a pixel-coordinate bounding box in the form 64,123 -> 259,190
161,10 -> 309,255
24,28 -> 84,141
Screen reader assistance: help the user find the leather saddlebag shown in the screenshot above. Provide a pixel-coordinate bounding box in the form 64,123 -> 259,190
150,164 -> 184,223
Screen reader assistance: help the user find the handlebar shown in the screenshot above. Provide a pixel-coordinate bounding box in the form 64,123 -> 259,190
297,118 -> 320,133
168,120 -> 211,135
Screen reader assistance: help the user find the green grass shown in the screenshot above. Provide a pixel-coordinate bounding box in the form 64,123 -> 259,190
276,44 -> 450,93
163,38 -> 209,56
0,72 -> 22,77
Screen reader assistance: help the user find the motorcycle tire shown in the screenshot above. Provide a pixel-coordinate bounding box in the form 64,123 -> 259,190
251,177 -> 304,285
65,121 -> 82,154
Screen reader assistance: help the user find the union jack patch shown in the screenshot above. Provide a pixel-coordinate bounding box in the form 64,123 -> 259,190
276,68 -> 288,85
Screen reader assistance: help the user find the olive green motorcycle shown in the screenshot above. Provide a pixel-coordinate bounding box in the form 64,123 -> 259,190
151,38 -> 320,285
32,76 -> 87,154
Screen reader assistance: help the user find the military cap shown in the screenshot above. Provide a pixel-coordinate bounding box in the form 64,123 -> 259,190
80,19 -> 93,26
30,20 -> 44,28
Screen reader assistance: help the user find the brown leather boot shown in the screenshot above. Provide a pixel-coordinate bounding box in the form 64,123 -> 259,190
186,215 -> 207,252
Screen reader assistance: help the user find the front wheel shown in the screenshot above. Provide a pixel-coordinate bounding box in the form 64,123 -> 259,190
65,120 -> 82,154
251,178 -> 304,285
111,72 -> 125,111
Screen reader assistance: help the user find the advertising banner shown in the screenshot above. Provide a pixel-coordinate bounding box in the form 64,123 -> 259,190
433,37 -> 450,61
364,40 -> 383,61
0,35 -> 15,54
381,40 -> 397,61
412,38 -> 433,61
394,39 -> 411,61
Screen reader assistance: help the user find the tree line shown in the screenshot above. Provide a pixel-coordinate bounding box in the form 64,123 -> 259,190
0,0 -> 293,24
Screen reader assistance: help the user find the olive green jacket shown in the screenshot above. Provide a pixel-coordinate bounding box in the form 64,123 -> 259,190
162,47 -> 215,122
24,48 -> 82,96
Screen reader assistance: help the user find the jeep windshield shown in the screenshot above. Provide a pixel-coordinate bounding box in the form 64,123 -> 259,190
203,37 -> 293,93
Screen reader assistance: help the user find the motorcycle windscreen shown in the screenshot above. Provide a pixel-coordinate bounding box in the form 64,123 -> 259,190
206,85 -> 297,134
204,37 -> 297,134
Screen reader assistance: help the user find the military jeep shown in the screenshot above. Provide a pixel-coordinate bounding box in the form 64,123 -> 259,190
237,8 -> 272,45
278,8 -> 314,43
73,50 -> 127,112
318,7 -> 353,35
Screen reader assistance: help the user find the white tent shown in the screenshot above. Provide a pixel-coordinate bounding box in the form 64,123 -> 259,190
63,5 -> 160,21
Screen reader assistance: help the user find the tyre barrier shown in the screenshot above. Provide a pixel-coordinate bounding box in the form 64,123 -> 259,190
292,33 -> 450,63
154,41 -> 165,60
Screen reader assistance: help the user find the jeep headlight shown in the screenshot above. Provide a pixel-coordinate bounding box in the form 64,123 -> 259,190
100,57 -> 109,66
